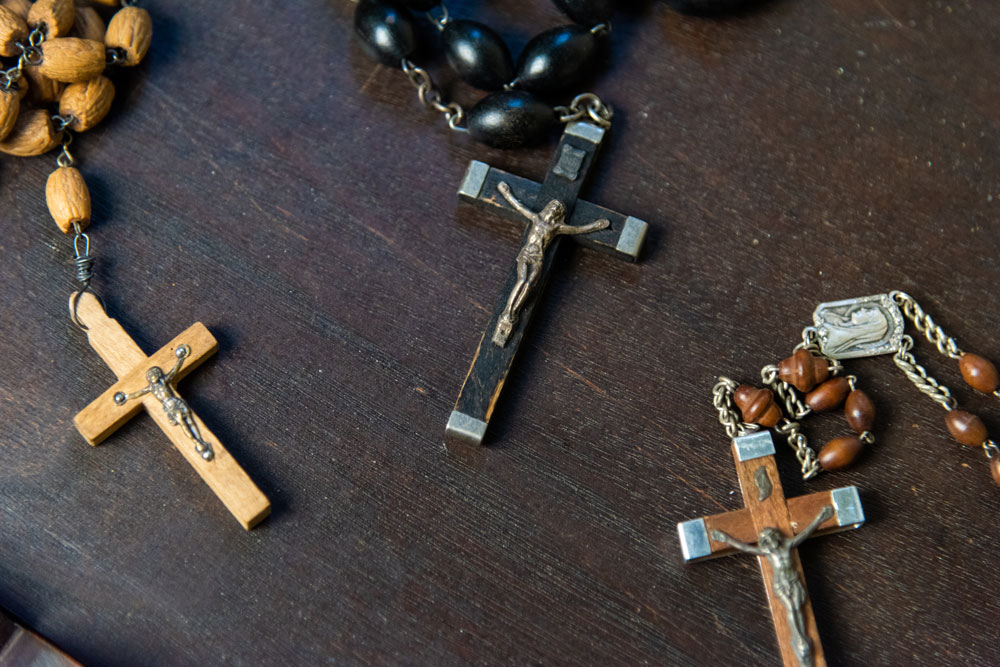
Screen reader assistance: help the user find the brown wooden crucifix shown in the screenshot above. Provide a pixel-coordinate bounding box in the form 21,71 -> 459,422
677,431 -> 866,667
71,292 -> 270,530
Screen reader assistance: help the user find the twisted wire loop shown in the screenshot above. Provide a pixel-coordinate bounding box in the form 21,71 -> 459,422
713,376 -> 757,439
893,335 -> 957,411
761,364 -> 812,420
554,92 -> 613,129
400,58 -> 467,132
4,27 -> 45,90
774,419 -> 822,480
984,440 -> 999,460
69,222 -> 97,330
891,291 -> 963,360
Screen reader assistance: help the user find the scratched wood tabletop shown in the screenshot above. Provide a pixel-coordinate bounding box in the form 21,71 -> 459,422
1,1 -> 998,665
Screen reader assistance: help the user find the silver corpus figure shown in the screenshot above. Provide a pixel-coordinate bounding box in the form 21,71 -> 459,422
492,181 -> 611,347
113,344 -> 215,461
710,505 -> 835,667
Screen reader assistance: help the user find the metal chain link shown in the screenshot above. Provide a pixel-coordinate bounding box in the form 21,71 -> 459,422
890,291 -> 963,360
554,93 -> 613,129
984,440 -> 999,459
713,377 -> 757,439
893,335 -> 957,411
3,27 -> 45,91
773,419 -> 822,480
400,58 -> 466,132
761,365 -> 812,420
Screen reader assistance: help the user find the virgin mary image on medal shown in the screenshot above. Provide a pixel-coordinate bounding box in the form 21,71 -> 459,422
811,294 -> 905,359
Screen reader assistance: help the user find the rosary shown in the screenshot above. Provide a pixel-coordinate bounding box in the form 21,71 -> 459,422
0,0 -> 269,530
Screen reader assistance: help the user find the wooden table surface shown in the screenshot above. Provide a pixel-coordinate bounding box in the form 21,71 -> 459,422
2,1 -> 999,665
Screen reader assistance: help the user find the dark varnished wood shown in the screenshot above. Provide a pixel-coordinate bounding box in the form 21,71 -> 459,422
1,1 -> 999,666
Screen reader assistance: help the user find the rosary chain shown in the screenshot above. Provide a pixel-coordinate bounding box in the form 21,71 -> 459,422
892,335 -> 957,411
2,27 -> 45,91
554,93 -> 613,129
400,58 -> 467,132
890,291 -> 963,360
713,377 -> 756,439
773,419 -> 822,480
761,365 -> 812,420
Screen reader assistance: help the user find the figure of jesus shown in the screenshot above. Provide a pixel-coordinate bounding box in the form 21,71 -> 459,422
492,181 -> 610,346
114,344 -> 215,461
710,505 -> 834,667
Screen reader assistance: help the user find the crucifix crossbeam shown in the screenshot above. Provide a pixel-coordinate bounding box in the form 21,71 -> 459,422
72,292 -> 270,530
446,121 -> 649,448
677,431 -> 866,667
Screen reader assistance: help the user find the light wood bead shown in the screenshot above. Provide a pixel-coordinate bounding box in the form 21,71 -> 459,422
27,0 -> 75,38
59,75 -> 114,131
70,6 -> 104,42
0,0 -> 31,20
959,353 -> 1000,394
36,37 -> 105,83
0,5 -> 27,57
24,65 -> 64,103
0,78 -> 26,141
818,435 -> 863,471
0,107 -> 61,156
105,6 -> 151,66
46,166 -> 91,233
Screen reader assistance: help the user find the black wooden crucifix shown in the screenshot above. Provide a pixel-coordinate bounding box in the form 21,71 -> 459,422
445,121 -> 649,447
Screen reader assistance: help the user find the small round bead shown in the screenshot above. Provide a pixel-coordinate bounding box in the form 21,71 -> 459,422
0,107 -> 61,157
552,0 -> 615,25
515,25 -> 602,95
805,377 -> 850,413
945,410 -> 989,447
105,6 -> 152,67
845,389 -> 876,433
353,0 -> 416,67
46,166 -> 90,233
0,5 -> 28,58
441,20 -> 513,91
990,457 -> 1000,487
467,90 -> 555,149
734,385 -> 782,428
395,0 -> 439,9
778,349 -> 830,393
959,353 -> 1000,393
59,76 -> 115,132
27,0 -> 74,38
818,435 -> 863,471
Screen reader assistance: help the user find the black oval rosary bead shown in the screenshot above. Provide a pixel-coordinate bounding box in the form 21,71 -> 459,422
515,26 -> 602,96
441,20 -> 514,91
467,91 -> 556,149
353,0 -> 418,67
551,0 -> 615,25
395,0 -> 440,9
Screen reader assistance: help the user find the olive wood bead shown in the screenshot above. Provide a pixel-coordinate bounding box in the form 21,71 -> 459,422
552,0 -> 615,25
0,5 -> 27,57
105,6 -> 152,67
353,0 -> 416,67
959,353 -> 1000,394
991,457 -> 1000,487
0,107 -> 61,156
945,410 -> 988,447
845,389 -> 876,433
46,166 -> 91,233
778,348 -> 830,393
58,76 -> 114,132
36,37 -> 105,83
27,0 -> 74,38
441,20 -> 513,91
0,0 -> 30,20
24,65 -> 63,103
515,25 -> 601,95
805,377 -> 850,412
734,385 -> 782,428
0,76 -> 26,141
71,6 -> 105,43
818,436 -> 863,471
467,90 -> 555,149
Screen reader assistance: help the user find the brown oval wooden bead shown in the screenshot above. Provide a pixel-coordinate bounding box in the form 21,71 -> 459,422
818,435 -> 864,471
778,348 -> 830,393
0,5 -> 27,57
59,75 -> 114,131
0,0 -> 31,20
24,65 -> 64,103
46,166 -> 91,233
105,6 -> 152,67
27,0 -> 74,38
945,410 -> 989,447
0,107 -> 61,156
805,377 -> 850,412
845,389 -> 876,433
734,384 -> 782,428
959,353 -> 1000,394
36,37 -> 105,83
991,457 -> 1000,487
0,78 -> 26,141
70,6 -> 105,43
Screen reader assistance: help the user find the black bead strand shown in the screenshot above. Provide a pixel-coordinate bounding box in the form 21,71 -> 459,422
441,20 -> 515,91
515,25 -> 603,96
467,91 -> 557,149
354,0 -> 419,67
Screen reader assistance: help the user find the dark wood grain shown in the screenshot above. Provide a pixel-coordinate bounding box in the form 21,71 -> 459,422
1,1 -> 999,665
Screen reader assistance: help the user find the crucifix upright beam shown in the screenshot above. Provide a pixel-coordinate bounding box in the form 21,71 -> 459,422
446,121 -> 649,448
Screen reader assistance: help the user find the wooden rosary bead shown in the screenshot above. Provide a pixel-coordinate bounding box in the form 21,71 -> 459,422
27,0 -> 74,38
24,65 -> 64,103
441,20 -> 513,91
0,107 -> 61,156
778,348 -> 829,393
59,75 -> 114,131
805,377 -> 850,412
71,6 -> 105,43
0,0 -> 30,20
0,4 -> 27,57
959,353 -> 1000,394
467,90 -> 555,149
36,37 -> 106,83
818,435 -> 863,471
105,6 -> 152,67
991,457 -> 1000,487
353,0 -> 417,67
46,166 -> 91,233
0,78 -> 26,141
515,25 -> 602,95
733,384 -> 782,428
945,410 -> 989,447
845,389 -> 876,433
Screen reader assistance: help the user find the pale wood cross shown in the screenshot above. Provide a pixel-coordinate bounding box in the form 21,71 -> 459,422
72,292 -> 270,530
677,431 -> 866,667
